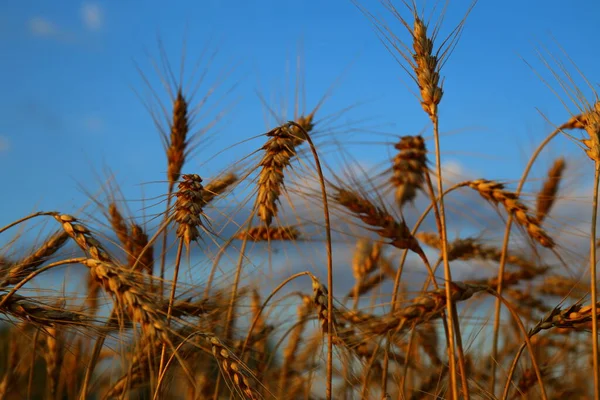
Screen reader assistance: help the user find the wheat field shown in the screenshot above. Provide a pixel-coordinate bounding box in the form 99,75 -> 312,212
2,1 -> 600,399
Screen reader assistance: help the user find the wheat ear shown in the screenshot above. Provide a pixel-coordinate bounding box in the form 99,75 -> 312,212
256,124 -> 299,227
536,157 -> 566,222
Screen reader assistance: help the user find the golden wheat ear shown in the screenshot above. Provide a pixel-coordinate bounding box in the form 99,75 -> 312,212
255,124 -> 300,227
467,179 -> 555,248
390,135 -> 428,209
536,157 -> 566,223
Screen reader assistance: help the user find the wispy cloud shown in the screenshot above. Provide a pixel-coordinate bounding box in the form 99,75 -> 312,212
81,3 -> 103,31
0,136 -> 10,152
28,16 -> 58,37
441,159 -> 477,182
28,16 -> 76,43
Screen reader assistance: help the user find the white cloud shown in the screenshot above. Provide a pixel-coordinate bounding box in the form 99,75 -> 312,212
28,17 -> 58,36
28,16 -> 77,43
81,3 -> 103,31
441,159 -> 466,180
0,136 -> 9,152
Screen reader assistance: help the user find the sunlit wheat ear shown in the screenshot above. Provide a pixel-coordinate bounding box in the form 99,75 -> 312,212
257,124 -> 298,227
416,231 -> 546,272
529,301 -> 600,336
310,274 -> 337,334
352,238 -> 382,280
202,172 -> 238,205
52,214 -> 111,261
416,231 -> 480,262
52,213 -> 110,312
338,309 -> 375,325
130,223 -> 154,276
332,329 -> 379,363
1,230 -> 69,287
108,201 -> 143,270
347,270 -> 388,299
108,202 -> 131,253
81,258 -> 170,341
0,293 -> 86,326
366,282 -> 486,335
468,266 -> 548,289
174,173 -> 207,249
43,326 -> 63,399
332,187 -> 421,253
466,179 -> 555,248
349,239 -> 386,302
51,215 -> 168,337
234,226 -> 300,241
536,275 -> 588,299
504,289 -> 550,318
361,2 -> 472,120
536,157 -> 566,223
167,90 -> 189,187
579,101 -> 600,162
411,16 -> 444,118
207,336 -> 260,400
290,113 -> 314,146
390,135 -> 427,208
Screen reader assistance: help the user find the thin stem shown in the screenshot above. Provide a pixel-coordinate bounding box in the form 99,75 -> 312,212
503,343 -> 527,399
485,288 -> 547,400
158,187 -> 175,296
158,238 -> 184,384
591,162 -> 600,400
451,301 -> 469,398
241,271 -> 313,355
489,123 -> 566,393
27,328 -> 40,400
0,258 -> 87,309
203,236 -> 234,300
399,325 -> 417,397
360,339 -> 383,399
384,178 -> 466,397
79,309 -> 117,400
154,332 -> 199,400
130,213 -> 175,272
288,121 -> 334,400
431,114 -> 465,400
0,211 -> 55,235
390,180 -> 468,310
213,212 -> 254,400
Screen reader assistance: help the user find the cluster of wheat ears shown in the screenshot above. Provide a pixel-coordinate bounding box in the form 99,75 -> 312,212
2,1 -> 600,399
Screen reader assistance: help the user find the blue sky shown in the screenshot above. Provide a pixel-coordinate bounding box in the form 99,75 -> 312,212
1,0 -> 599,230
